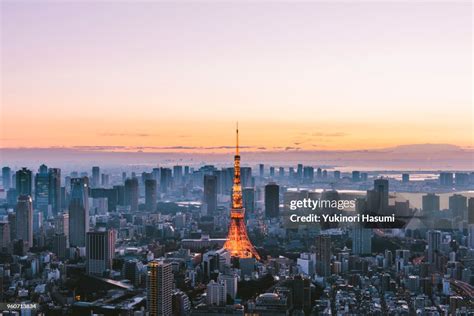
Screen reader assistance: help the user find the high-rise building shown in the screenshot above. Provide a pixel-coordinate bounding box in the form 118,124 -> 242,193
53,233 -> 67,259
173,165 -> 183,186
203,175 -> 217,216
351,224 -> 372,255
68,177 -> 89,248
352,171 -> 361,182
278,167 -> 285,178
91,166 -> 100,188
217,274 -> 238,299
145,179 -> 157,212
243,187 -> 255,216
160,168 -> 172,193
49,168 -> 61,216
422,193 -> 440,213
16,168 -> 32,196
206,280 -> 227,306
259,164 -> 264,178
269,166 -> 275,178
35,165 -> 50,215
315,235 -> 331,277
147,260 -> 173,316
2,167 -> 11,190
427,230 -> 441,264
297,164 -> 303,179
367,179 -> 389,213
468,198 -> 474,225
124,177 -> 139,212
16,195 -> 33,249
0,221 -> 11,251
439,172 -> 454,186
265,183 -> 279,218
334,170 -> 341,179
402,173 -> 410,183
86,229 -> 116,275
241,167 -> 252,188
449,194 -> 467,219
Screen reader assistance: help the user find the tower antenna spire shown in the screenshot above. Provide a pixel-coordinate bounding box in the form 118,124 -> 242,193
236,122 -> 239,156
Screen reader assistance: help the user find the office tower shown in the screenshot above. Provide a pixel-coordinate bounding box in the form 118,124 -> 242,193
455,172 -> 469,186
223,126 -> 260,260
35,165 -> 50,215
203,175 -> 217,216
352,171 -> 360,182
16,167 -> 32,196
315,235 -> 331,277
147,260 -> 173,316
101,173 -> 109,187
122,172 -> 127,182
449,194 -> 467,219
16,195 -> 33,249
173,165 -> 183,186
243,187 -> 255,216
278,167 -> 284,178
86,229 -> 116,275
48,168 -> 61,216
367,179 -> 389,213
68,177 -> 89,248
160,168 -> 172,193
145,179 -> 157,212
206,280 -> 227,306
334,170 -> 341,179
123,259 -> 143,286
241,167 -> 252,188
297,164 -> 303,179
124,177 -> 139,212
91,166 -> 100,188
427,230 -> 441,264
361,172 -> 368,181
322,169 -> 328,178
351,224 -> 372,255
33,211 -> 43,234
269,166 -> 275,178
293,275 -> 311,311
259,164 -> 264,178
422,193 -> 440,213
0,222 -> 11,251
53,233 -> 67,259
303,166 -> 314,182
468,198 -> 474,224
265,183 -> 279,218
184,165 -> 190,176
316,167 -> 322,178
439,172 -> 454,186
2,166 -> 11,190
289,167 -> 295,178
55,212 -> 69,242
402,173 -> 409,183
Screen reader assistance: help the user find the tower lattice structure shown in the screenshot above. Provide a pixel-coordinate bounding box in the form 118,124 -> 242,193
223,125 -> 261,260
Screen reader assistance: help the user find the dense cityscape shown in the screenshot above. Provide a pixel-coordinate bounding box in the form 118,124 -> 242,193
0,131 -> 473,315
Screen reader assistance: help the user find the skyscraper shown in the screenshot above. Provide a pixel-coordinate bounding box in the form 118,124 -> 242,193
223,126 -> 260,260
69,177 -> 89,247
422,193 -> 440,213
147,260 -> 173,316
91,166 -> 100,188
160,168 -> 172,193
351,224 -> 372,255
243,187 -> 255,216
259,164 -> 264,178
145,179 -> 157,212
427,230 -> 441,264
264,183 -> 279,218
16,195 -> 33,249
49,168 -> 61,216
35,165 -> 50,215
203,175 -> 218,216
124,177 -> 139,212
2,167 -> 11,190
449,194 -> 467,219
173,165 -> 183,186
16,167 -> 32,196
315,235 -> 331,277
367,179 -> 389,213
86,229 -> 116,275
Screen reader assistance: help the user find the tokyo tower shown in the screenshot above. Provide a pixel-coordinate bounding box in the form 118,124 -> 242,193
223,124 -> 261,260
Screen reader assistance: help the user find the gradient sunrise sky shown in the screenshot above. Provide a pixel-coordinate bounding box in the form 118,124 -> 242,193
1,1 -> 472,152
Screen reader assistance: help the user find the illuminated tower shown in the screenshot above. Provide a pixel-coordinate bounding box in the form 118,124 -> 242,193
223,125 -> 261,260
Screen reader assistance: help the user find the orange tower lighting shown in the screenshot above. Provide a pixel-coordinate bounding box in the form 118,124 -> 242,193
223,124 -> 261,260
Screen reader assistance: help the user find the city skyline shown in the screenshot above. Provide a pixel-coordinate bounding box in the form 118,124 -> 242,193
1,1 -> 472,152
